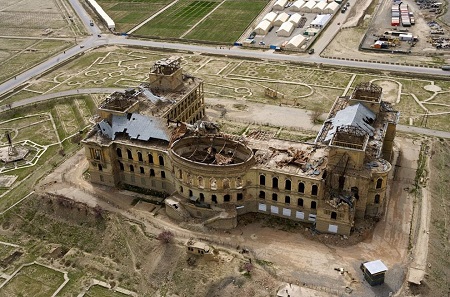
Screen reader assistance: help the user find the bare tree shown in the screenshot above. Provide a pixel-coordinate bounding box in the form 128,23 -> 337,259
157,230 -> 174,244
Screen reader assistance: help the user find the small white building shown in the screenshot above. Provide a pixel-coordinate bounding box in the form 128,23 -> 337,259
289,13 -> 302,26
310,14 -> 332,28
300,1 -> 316,13
277,21 -> 295,37
263,11 -> 278,24
324,1 -> 340,14
312,1 -> 328,13
274,12 -> 290,26
255,20 -> 272,35
291,0 -> 305,11
273,0 -> 288,10
304,27 -> 320,36
286,34 -> 307,48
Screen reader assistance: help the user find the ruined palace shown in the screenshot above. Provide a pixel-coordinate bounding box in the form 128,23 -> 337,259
82,56 -> 399,235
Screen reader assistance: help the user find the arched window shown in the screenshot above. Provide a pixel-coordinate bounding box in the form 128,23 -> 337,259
297,198 -> 303,207
161,171 -> 165,179
127,149 -> 133,160
116,148 -> 122,158
118,161 -> 124,171
236,177 -> 243,189
212,195 -> 217,203
311,185 -> 318,196
150,169 -> 155,176
158,155 -> 165,166
178,169 -> 183,179
148,154 -> 154,163
374,194 -> 380,204
200,193 -> 205,202
179,186 -> 183,193
210,178 -> 217,190
272,193 -> 278,201
140,166 -> 144,174
259,191 -> 265,199
260,175 -> 265,186
272,177 -> 278,189
98,164 -> 102,171
285,179 -> 291,191
376,178 -> 383,189
298,182 -> 305,193
137,152 -> 143,162
198,176 -> 204,188
189,190 -> 193,197
129,164 -> 134,172
224,194 -> 231,202
237,193 -> 243,200
285,196 -> 290,204
331,212 -> 337,220
311,201 -> 317,209
223,178 -> 230,189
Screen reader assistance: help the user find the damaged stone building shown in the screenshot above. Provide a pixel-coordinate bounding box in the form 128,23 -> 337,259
82,57 -> 399,235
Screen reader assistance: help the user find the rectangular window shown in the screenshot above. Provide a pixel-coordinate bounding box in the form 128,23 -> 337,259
308,214 -> 316,222
282,208 -> 291,217
270,205 -> 279,214
328,224 -> 338,233
296,211 -> 304,219
258,203 -> 267,212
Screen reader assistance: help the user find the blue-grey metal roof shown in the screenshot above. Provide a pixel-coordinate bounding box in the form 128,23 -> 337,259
325,103 -> 376,141
363,260 -> 388,274
140,87 -> 163,104
98,113 -> 170,142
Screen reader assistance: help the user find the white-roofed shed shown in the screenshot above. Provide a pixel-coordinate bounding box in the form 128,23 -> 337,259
263,11 -> 278,24
324,1 -> 340,13
277,21 -> 295,37
254,20 -> 272,35
312,1 -> 328,13
291,0 -> 305,11
289,13 -> 302,25
286,34 -> 307,48
87,0 -> 115,30
274,12 -> 290,26
300,1 -> 316,12
273,0 -> 288,10
310,13 -> 332,28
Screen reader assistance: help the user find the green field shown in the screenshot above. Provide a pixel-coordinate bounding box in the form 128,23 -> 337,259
0,264 -> 65,297
134,0 -> 268,42
184,0 -> 268,42
97,0 -> 173,33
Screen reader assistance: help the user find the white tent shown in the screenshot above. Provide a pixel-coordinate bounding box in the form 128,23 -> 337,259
254,20 -> 272,35
274,12 -> 290,26
263,11 -> 278,24
289,13 -> 302,26
300,1 -> 316,12
324,1 -> 339,13
312,1 -> 328,13
310,14 -> 332,28
273,0 -> 288,10
291,0 -> 305,11
277,21 -> 295,37
286,34 -> 307,48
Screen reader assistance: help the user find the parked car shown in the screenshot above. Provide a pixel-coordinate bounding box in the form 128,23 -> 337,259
308,48 -> 315,54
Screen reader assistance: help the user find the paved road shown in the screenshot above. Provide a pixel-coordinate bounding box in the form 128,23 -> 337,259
3,88 -> 450,139
0,0 -> 449,98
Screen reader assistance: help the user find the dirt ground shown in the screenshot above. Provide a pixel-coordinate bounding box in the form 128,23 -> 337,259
32,125 -> 421,297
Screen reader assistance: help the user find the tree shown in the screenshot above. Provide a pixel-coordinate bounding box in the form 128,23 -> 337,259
243,262 -> 254,274
157,230 -> 174,244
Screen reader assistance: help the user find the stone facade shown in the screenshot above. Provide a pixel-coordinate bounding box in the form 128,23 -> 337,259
83,60 -> 399,236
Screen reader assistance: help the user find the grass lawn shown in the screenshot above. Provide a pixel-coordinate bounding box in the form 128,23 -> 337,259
184,0 -> 268,43
97,0 -> 173,33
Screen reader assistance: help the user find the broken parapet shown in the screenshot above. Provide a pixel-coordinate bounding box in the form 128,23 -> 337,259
165,196 -> 191,221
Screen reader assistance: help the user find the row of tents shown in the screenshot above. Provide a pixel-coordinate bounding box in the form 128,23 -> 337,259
254,11 -> 332,36
273,0 -> 340,14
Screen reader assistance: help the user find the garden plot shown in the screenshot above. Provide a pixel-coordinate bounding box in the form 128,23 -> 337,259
0,0 -> 83,37
97,0 -> 173,33
0,263 -> 67,297
84,284 -> 130,297
0,38 -> 72,84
